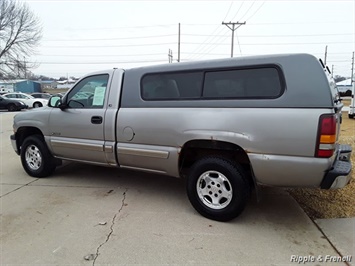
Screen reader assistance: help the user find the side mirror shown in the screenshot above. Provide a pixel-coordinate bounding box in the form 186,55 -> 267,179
48,96 -> 62,108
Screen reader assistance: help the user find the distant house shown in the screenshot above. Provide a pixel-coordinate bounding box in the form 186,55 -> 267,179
57,79 -> 77,89
0,80 -> 22,92
14,80 -> 41,93
0,83 -> 14,93
37,80 -> 58,90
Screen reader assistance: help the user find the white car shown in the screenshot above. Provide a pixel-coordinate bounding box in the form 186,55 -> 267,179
3,92 -> 48,108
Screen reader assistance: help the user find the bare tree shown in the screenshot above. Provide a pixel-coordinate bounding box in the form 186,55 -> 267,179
0,0 -> 42,79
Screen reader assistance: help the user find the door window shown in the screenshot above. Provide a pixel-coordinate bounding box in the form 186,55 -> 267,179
66,74 -> 109,108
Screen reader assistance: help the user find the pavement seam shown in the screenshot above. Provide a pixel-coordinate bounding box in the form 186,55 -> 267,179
287,190 -> 351,265
92,188 -> 128,266
1,183 -> 117,189
311,219 -> 351,266
0,178 -> 39,198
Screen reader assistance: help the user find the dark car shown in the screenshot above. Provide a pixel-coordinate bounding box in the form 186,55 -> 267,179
0,95 -> 28,111
31,93 -> 51,99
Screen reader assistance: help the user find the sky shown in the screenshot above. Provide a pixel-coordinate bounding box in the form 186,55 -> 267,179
20,0 -> 355,79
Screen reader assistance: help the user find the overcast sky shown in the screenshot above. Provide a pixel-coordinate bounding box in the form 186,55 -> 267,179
21,0 -> 355,78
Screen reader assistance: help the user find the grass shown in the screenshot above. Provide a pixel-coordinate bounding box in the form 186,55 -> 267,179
43,88 -> 69,94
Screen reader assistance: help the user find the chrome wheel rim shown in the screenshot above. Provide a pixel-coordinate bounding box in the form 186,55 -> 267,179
196,171 -> 233,210
25,145 -> 42,170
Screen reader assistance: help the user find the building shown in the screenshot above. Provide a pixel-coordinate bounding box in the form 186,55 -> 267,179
14,80 -> 41,93
0,80 -> 23,92
37,80 -> 58,90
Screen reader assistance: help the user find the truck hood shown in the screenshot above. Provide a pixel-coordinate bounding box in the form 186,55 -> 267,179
13,106 -> 53,135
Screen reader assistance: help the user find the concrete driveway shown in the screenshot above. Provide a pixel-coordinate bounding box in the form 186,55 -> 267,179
0,112 -> 346,265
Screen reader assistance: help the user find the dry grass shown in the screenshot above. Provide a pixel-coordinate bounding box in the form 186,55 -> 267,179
288,113 -> 355,219
43,88 -> 69,94
342,98 -> 351,107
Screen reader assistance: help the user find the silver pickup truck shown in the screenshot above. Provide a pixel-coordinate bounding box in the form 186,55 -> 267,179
10,53 -> 352,221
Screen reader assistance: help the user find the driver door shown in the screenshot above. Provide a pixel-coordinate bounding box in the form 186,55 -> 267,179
48,74 -> 110,164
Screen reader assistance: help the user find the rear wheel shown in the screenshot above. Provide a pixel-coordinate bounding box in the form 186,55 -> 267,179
186,157 -> 250,221
20,135 -> 56,177
33,102 -> 43,108
349,114 -> 354,119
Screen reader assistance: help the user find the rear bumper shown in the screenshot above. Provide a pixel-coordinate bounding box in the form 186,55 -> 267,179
321,144 -> 352,189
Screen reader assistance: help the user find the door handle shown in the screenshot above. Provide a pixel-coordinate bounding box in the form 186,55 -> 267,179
91,116 -> 103,124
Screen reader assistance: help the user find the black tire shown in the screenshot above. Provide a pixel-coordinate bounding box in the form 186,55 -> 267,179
20,135 -> 56,177
349,114 -> 354,119
33,102 -> 43,108
7,103 -> 16,111
186,157 -> 250,222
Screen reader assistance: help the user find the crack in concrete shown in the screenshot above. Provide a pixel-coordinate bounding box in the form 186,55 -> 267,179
311,219 -> 351,266
92,188 -> 128,266
1,182 -> 117,189
0,178 -> 39,198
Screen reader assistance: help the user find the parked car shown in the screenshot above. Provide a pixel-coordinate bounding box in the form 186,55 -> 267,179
31,93 -> 51,99
10,53 -> 352,221
3,92 -> 48,108
0,95 -> 28,111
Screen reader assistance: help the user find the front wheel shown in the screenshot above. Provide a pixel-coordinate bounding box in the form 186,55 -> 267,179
7,104 -> 16,111
186,157 -> 250,221
20,135 -> 56,177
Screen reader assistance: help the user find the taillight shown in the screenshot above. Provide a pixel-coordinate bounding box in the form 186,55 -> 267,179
315,114 -> 336,158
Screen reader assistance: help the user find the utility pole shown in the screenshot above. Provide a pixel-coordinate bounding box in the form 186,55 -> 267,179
331,64 -> 334,78
222,21 -> 246,57
168,49 -> 173,63
351,51 -> 354,84
177,23 -> 181,62
324,45 -> 328,65
23,57 -> 26,79
17,56 -> 20,78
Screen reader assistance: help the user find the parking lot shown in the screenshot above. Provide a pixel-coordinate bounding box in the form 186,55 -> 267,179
0,111 -> 348,265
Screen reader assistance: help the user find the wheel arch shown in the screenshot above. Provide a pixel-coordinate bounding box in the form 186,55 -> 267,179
33,101 -> 43,107
15,127 -> 44,154
178,139 -> 256,186
6,103 -> 16,110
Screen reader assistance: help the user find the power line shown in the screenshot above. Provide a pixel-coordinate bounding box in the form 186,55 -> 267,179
36,53 -> 167,57
42,34 -> 176,42
223,1 -> 234,21
187,28 -> 230,60
183,41 -> 353,45
3,59 -> 168,65
59,24 -> 176,31
183,21 -> 353,26
247,21 -> 353,25
238,1 -> 256,21
189,2 -> 262,60
42,43 -> 175,48
182,33 -> 354,38
244,2 -> 266,21
230,2 -> 245,21
187,2 -> 235,60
